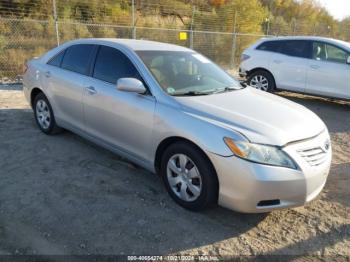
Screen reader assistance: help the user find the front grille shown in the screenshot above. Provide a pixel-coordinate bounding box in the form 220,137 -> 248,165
298,147 -> 328,166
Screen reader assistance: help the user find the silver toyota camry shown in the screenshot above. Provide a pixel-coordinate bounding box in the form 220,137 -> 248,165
23,39 -> 332,213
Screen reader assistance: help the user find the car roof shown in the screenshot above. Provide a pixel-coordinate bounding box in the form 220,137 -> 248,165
63,38 -> 192,52
258,36 -> 350,50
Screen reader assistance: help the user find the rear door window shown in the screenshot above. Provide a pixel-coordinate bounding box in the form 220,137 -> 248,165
93,45 -> 141,84
279,40 -> 311,59
61,44 -> 95,75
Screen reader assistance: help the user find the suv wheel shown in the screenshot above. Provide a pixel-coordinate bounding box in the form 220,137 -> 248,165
248,70 -> 275,92
160,142 -> 218,211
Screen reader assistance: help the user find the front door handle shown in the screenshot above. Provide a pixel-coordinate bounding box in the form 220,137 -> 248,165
310,65 -> 320,69
86,86 -> 97,95
273,60 -> 282,64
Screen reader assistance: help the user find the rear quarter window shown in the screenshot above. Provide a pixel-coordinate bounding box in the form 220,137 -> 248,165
47,50 -> 65,67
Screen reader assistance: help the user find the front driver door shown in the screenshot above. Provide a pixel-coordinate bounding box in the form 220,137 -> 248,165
306,41 -> 350,99
83,45 -> 156,163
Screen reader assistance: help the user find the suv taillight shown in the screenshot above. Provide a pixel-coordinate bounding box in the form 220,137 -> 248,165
24,63 -> 28,74
240,54 -> 250,62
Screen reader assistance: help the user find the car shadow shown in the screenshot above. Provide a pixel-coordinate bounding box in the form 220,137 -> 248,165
277,91 -> 350,133
325,162 -> 350,208
260,224 -> 350,258
0,108 -> 268,255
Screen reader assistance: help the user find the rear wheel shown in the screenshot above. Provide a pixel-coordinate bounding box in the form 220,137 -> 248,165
248,70 -> 275,92
33,92 -> 63,135
160,142 -> 218,211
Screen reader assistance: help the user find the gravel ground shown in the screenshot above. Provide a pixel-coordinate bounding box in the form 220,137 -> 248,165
0,85 -> 349,257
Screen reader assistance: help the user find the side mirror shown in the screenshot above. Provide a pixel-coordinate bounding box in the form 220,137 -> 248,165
116,78 -> 146,94
347,56 -> 350,64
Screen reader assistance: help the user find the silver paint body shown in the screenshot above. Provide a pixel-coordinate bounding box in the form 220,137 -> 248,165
23,39 -> 332,213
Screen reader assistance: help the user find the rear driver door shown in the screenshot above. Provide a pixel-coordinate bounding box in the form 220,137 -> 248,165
44,44 -> 96,132
270,40 -> 311,93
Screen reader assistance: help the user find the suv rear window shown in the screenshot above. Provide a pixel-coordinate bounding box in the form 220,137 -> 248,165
256,41 -> 281,52
257,40 -> 311,59
61,44 -> 95,75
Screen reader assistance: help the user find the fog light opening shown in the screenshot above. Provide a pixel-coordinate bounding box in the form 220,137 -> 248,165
257,199 -> 281,207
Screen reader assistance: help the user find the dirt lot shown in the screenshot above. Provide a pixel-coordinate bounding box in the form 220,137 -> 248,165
0,85 -> 349,257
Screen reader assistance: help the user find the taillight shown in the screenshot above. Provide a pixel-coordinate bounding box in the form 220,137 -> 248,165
241,54 -> 250,62
24,63 -> 28,74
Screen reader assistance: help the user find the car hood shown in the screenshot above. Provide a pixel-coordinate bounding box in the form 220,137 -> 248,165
175,87 -> 326,146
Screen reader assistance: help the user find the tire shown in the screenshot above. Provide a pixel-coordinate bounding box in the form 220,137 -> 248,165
160,142 -> 218,211
247,70 -> 275,92
33,92 -> 63,135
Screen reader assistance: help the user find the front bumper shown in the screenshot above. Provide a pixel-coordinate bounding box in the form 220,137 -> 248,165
208,131 -> 332,213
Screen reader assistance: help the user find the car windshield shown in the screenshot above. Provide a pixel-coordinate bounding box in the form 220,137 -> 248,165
136,51 -> 243,96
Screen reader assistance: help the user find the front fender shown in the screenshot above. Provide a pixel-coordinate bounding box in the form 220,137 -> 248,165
150,102 -> 246,160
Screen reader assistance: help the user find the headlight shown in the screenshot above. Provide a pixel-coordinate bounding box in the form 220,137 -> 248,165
224,137 -> 298,169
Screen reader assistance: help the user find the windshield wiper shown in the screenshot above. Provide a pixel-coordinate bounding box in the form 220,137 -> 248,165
212,86 -> 238,94
172,90 -> 213,96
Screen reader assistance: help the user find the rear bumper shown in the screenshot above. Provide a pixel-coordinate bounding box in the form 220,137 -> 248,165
239,67 -> 248,78
208,132 -> 332,213
22,72 -> 33,107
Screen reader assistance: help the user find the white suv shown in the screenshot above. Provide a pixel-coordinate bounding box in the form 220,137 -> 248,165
240,36 -> 350,100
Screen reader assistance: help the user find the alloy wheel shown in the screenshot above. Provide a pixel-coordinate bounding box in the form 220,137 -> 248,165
250,75 -> 269,91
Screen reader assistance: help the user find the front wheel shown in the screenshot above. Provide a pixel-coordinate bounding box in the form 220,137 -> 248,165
247,70 -> 275,92
160,142 -> 218,211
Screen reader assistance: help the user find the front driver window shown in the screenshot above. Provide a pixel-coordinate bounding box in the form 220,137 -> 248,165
93,45 -> 142,84
313,42 -> 349,64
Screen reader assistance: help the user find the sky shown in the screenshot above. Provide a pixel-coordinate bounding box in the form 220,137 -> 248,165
317,0 -> 350,20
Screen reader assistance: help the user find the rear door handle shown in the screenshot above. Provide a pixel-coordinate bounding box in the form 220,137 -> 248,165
310,65 -> 320,69
45,71 -> 51,78
86,86 -> 97,95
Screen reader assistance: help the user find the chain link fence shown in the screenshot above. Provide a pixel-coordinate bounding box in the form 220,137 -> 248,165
0,0 -> 348,83
0,17 -> 256,83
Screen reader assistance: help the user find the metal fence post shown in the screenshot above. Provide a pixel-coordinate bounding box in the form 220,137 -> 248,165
266,17 -> 270,36
292,20 -> 296,35
52,0 -> 60,46
230,12 -> 237,69
132,0 -> 136,39
189,6 -> 195,49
